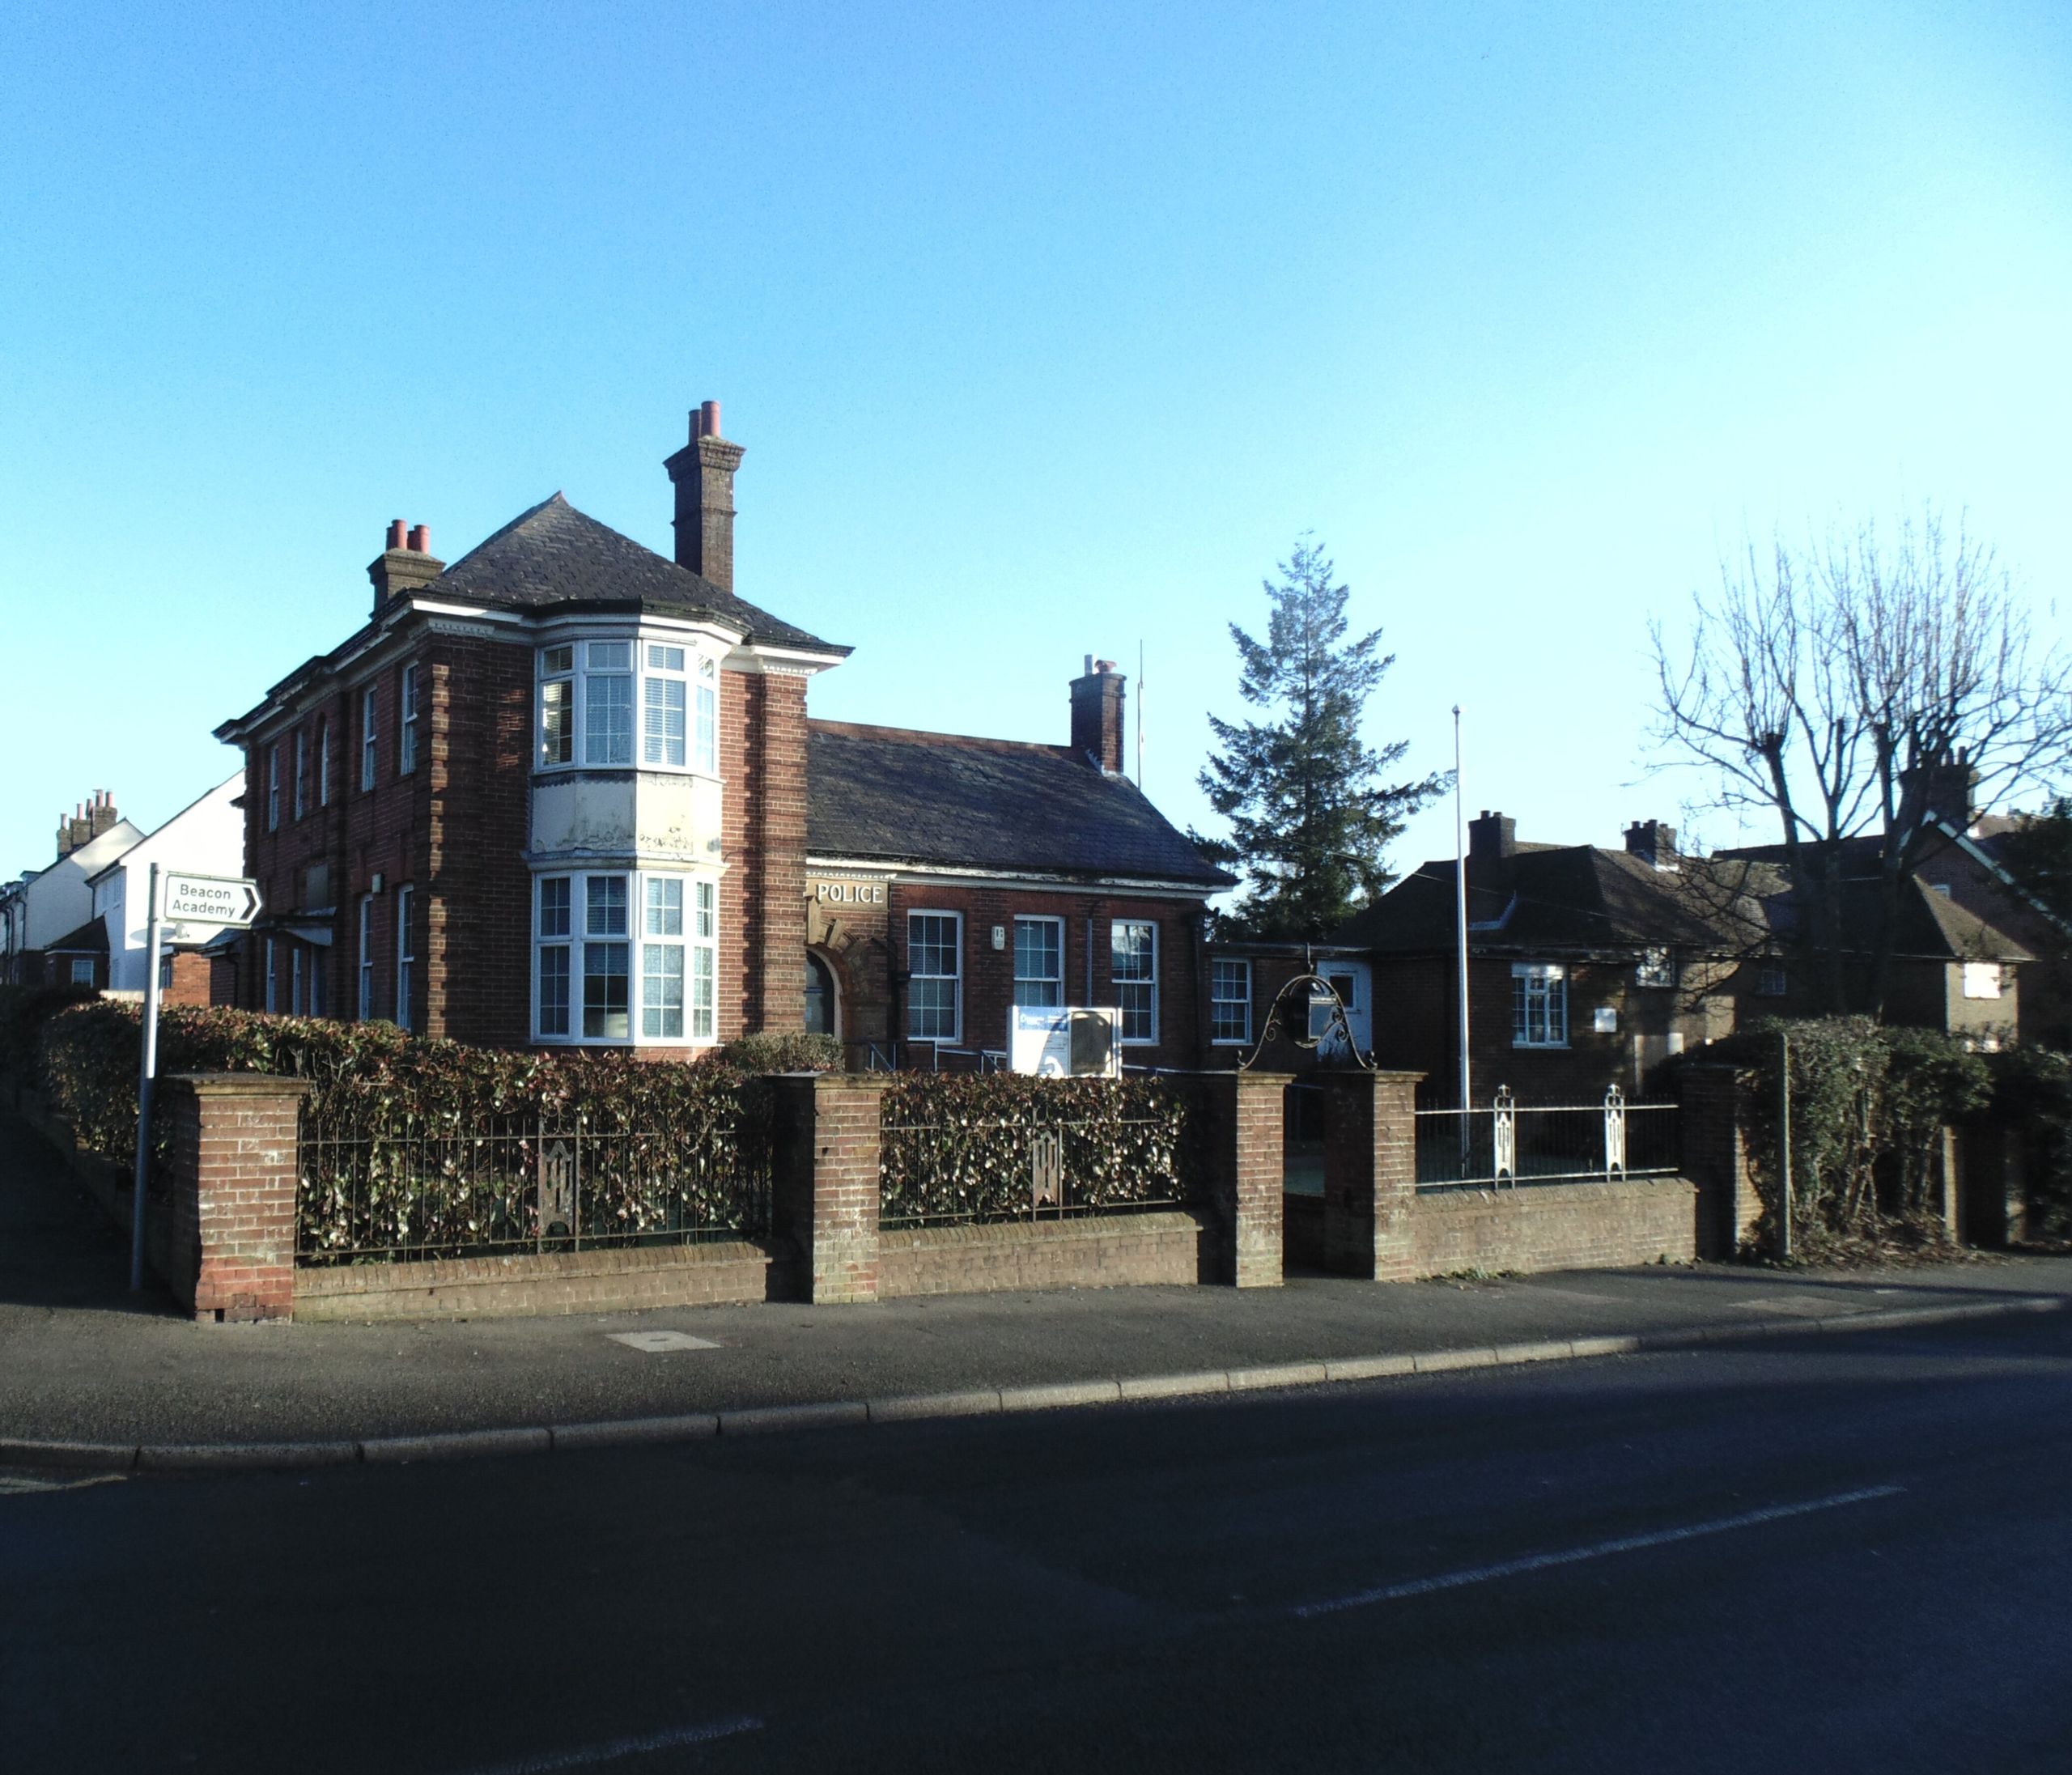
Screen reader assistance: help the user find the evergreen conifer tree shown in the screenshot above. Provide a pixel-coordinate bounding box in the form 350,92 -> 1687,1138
1194,537 -> 1444,939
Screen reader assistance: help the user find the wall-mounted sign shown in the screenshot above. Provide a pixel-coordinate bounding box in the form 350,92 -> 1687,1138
811,880 -> 886,907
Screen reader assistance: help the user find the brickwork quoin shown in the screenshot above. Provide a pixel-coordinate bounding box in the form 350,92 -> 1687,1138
159,1072 -> 310,1323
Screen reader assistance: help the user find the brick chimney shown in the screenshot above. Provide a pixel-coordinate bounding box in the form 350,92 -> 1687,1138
1070,656 -> 1127,773
1900,749 -> 1979,830
1468,809 -> 1517,868
89,788 -> 118,839
664,400 -> 745,592
367,519 -> 445,614
54,809 -> 75,860
1624,818 -> 1677,868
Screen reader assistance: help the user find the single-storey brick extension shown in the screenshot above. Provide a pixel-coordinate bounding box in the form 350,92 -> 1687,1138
215,402 -> 1234,1065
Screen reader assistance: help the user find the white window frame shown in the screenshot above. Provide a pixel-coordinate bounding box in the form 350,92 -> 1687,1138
293,729 -> 307,821
399,662 -> 419,775
1111,919 -> 1159,1045
533,868 -> 716,1047
906,911 -> 963,1044
395,885 -> 415,1033
357,897 -> 374,1018
317,716 -> 331,807
264,936 -> 278,1013
1635,946 -> 1674,989
536,636 -> 721,775
1511,962 -> 1568,1048
291,945 -> 303,1015
360,686 -> 378,790
266,744 -> 280,832
1210,957 -> 1253,1045
1013,915 -> 1064,1010
70,957 -> 95,987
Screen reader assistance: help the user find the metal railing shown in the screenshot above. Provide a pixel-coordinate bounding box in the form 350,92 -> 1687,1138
296,1115 -> 771,1264
1414,1086 -> 1679,1191
879,1116 -> 1191,1229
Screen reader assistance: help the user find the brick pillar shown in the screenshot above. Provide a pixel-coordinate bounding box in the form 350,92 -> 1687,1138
1194,1071 -> 1289,1287
1679,1064 -> 1759,1258
769,1072 -> 889,1303
1322,1069 -> 1425,1281
751,672 -> 808,1036
159,1074 -> 311,1323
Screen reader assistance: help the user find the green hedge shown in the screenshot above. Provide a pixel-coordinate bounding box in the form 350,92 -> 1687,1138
878,1072 -> 1191,1226
1705,1017 -> 1992,1251
33,1003 -> 800,1259
0,982 -> 98,1085
1983,1046 -> 2072,1238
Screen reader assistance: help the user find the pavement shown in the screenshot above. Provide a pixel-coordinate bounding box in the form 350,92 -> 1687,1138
5,1107 -> 2070,1467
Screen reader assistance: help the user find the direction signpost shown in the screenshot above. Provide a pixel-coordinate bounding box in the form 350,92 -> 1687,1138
130,865 -> 261,1291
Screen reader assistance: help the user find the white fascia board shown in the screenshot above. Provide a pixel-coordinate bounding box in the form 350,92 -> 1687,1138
728,643 -> 847,676
805,856 -> 1217,899
532,610 -> 749,651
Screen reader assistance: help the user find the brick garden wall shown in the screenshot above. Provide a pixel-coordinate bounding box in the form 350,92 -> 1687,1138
877,1209 -> 1213,1297
1412,1177 -> 1698,1276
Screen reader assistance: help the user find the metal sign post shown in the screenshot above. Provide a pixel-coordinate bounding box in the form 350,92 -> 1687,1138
129,867 -> 261,1293
129,864 -> 163,1292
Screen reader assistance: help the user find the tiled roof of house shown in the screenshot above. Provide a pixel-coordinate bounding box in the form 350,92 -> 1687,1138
45,915 -> 108,955
435,494 -> 843,654
806,721 -> 1237,889
1337,847 -> 1788,957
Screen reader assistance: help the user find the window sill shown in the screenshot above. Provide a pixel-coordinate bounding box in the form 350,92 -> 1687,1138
1510,1040 -> 1571,1050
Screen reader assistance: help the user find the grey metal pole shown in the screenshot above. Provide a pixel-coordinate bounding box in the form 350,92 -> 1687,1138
1453,706 -> 1471,1160
1777,1026 -> 1793,1263
130,861 -> 163,1292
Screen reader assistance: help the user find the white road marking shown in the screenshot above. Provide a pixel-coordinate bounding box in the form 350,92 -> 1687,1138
456,1714 -> 763,1773
1292,1484 -> 1906,1618
607,1331 -> 720,1352
0,1473 -> 125,1497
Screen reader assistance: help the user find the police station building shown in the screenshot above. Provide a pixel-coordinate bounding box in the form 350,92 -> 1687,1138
217,403 -> 1236,1068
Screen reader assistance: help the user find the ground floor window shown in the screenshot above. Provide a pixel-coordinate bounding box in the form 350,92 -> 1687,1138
1512,962 -> 1567,1047
395,886 -> 416,1033
1013,915 -> 1064,1009
906,911 -> 962,1041
69,957 -> 94,987
536,869 -> 715,1044
1210,957 -> 1251,1044
1111,919 -> 1158,1043
805,951 -> 837,1035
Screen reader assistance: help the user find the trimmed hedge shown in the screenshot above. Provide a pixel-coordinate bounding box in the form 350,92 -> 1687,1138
878,1072 -> 1191,1225
33,1003 -> 791,1259
0,982 -> 97,1085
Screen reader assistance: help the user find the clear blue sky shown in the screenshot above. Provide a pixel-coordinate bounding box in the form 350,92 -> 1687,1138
4,2 -> 2066,886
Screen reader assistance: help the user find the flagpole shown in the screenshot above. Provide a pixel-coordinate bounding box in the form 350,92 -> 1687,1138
1453,707 -> 1471,1158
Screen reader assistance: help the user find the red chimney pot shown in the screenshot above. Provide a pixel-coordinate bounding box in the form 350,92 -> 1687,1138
699,399 -> 722,440
387,519 -> 406,550
407,524 -> 429,554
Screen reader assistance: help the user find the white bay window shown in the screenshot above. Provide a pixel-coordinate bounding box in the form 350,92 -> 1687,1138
537,637 -> 722,774
536,868 -> 715,1046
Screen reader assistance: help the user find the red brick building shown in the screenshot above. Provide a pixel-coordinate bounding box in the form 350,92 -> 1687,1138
215,403 -> 1232,1064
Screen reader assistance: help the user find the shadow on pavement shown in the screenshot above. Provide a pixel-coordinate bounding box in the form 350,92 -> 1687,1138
0,1115 -> 181,1317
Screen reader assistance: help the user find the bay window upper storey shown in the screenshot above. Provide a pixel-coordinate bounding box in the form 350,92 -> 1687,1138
536,629 -> 727,777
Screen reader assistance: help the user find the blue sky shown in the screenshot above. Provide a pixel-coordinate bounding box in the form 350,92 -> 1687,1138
4,1 -> 2066,885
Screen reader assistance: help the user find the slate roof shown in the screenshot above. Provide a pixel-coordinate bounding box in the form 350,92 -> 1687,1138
435,494 -> 842,654
806,721 -> 1237,888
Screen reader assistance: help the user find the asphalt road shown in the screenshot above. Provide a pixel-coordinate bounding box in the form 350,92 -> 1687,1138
7,1312 -> 2072,1773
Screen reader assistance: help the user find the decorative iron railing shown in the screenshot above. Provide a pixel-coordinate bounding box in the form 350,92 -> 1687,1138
295,1115 -> 771,1264
878,1116 -> 1193,1228
1412,1086 -> 1679,1190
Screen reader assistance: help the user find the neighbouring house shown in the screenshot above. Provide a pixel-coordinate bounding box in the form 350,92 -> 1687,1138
213,401 -> 1233,1060
0,793 -> 144,987
1722,755 -> 2064,1049
83,771 -> 245,1003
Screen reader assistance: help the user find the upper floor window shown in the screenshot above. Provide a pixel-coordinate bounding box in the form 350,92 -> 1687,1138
293,729 -> 308,820
1211,958 -> 1252,1044
357,897 -> 375,1020
907,912 -> 962,1042
399,663 -> 419,775
1756,963 -> 1788,998
537,639 -> 719,773
1013,916 -> 1064,1009
265,745 -> 281,831
1963,961 -> 2006,1000
360,686 -> 378,790
1635,947 -> 1674,988
1512,962 -> 1567,1047
317,717 -> 331,807
1111,919 -> 1158,1043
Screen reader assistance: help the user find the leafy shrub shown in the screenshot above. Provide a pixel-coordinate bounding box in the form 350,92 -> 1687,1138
879,1072 -> 1190,1226
0,982 -> 97,1085
1984,1046 -> 2072,1238
1705,1016 -> 1990,1252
